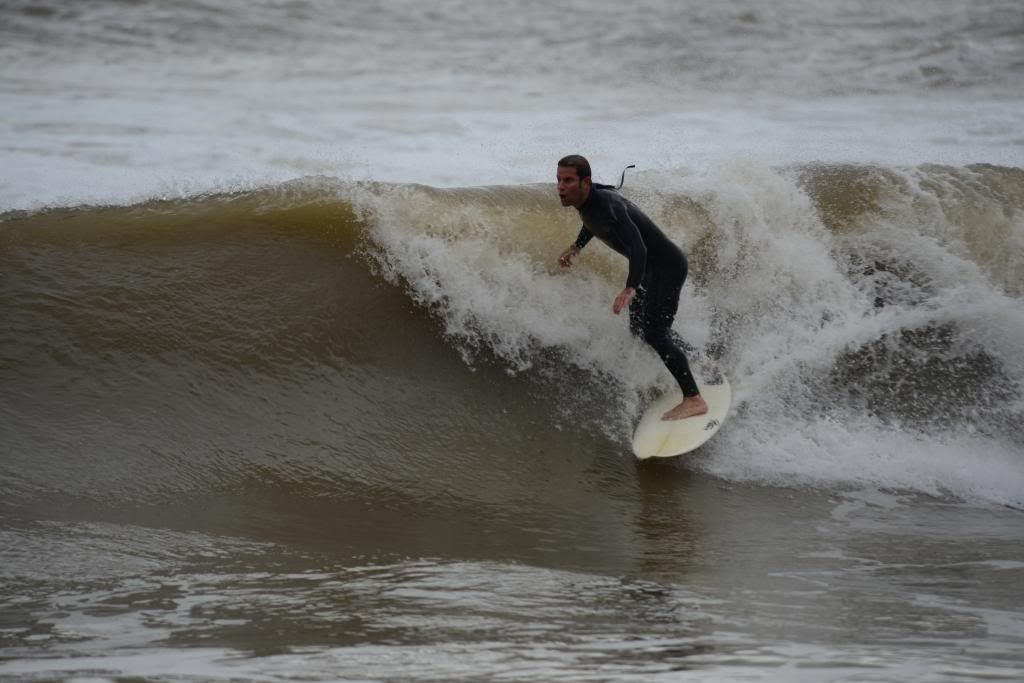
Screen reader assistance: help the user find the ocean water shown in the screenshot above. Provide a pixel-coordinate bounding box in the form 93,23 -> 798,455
2,1 -> 1024,681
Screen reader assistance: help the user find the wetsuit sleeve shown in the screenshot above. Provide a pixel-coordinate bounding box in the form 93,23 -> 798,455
573,226 -> 594,251
612,205 -> 647,289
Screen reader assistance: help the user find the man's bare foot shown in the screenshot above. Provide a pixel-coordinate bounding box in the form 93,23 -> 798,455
661,395 -> 708,421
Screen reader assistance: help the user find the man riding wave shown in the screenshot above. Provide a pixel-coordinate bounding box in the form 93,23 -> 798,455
556,155 -> 707,421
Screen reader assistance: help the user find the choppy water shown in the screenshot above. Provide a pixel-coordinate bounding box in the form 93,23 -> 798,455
2,0 -> 1023,207
2,1 -> 1024,681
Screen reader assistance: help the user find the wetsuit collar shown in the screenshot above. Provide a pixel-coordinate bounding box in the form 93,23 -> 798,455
576,183 -> 595,212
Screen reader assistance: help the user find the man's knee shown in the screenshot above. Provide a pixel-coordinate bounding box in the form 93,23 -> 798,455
641,325 -> 672,352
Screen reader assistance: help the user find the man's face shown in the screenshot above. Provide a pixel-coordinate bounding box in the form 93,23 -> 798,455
557,165 -> 590,208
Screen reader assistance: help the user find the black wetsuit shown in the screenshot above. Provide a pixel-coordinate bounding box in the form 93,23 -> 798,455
573,185 -> 700,397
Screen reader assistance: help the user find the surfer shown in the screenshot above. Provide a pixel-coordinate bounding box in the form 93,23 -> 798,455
556,155 -> 707,421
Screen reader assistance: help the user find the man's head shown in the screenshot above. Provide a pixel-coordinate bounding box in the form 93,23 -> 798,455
557,154 -> 591,208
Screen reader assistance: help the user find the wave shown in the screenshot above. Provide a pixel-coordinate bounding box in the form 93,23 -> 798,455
1,163 -> 1023,507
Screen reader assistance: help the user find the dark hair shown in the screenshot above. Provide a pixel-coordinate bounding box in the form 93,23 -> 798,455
557,154 -> 591,180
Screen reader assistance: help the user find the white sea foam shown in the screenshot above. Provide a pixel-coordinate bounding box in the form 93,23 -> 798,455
346,157 -> 1024,506
2,1 -> 1023,209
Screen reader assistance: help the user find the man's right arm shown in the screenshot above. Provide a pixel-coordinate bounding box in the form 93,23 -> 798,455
559,226 -> 592,268
573,225 -> 593,252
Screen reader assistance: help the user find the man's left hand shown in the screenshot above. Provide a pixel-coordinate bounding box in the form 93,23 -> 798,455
613,287 -> 636,315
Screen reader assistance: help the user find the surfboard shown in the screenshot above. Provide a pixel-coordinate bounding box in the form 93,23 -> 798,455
632,366 -> 731,460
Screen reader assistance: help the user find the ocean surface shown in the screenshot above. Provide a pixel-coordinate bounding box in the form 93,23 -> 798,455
2,1 -> 1024,681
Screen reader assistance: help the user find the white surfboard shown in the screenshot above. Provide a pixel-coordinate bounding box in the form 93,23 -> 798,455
632,367 -> 731,460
